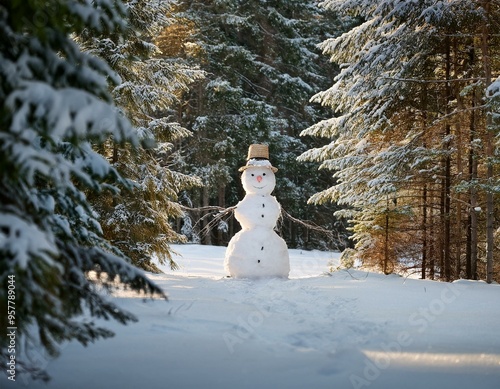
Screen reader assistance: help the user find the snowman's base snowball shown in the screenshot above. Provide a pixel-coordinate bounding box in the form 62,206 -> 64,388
224,227 -> 290,279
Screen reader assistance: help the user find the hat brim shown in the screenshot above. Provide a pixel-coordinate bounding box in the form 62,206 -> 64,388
239,165 -> 278,173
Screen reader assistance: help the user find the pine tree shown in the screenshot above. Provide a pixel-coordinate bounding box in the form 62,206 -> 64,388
300,0 -> 500,280
0,0 -> 164,380
78,0 -> 205,272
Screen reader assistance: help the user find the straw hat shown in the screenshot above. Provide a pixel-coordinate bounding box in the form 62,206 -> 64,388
238,144 -> 278,172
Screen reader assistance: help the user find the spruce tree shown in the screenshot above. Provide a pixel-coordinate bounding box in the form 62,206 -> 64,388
0,0 -> 164,380
78,0 -> 205,272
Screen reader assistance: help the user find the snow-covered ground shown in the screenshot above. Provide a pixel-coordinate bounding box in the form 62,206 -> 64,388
25,244 -> 500,389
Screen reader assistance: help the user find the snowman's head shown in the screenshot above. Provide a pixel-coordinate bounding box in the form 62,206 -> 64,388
241,162 -> 276,195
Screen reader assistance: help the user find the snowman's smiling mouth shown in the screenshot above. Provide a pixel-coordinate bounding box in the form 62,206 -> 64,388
253,185 -> 266,189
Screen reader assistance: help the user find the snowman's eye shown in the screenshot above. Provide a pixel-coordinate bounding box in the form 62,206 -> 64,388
263,173 -> 266,176
251,174 -> 254,176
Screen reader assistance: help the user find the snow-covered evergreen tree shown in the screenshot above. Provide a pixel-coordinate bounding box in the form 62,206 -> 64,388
0,0 -> 164,379
78,0 -> 204,272
300,0 -> 500,280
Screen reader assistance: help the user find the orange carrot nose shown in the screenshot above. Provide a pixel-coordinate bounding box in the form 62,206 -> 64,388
257,175 -> 263,183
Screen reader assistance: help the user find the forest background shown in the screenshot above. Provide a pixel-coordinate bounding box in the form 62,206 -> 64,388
4,0 -> 500,280
86,0 -> 500,283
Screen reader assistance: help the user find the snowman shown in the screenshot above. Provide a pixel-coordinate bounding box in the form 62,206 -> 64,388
224,144 -> 290,278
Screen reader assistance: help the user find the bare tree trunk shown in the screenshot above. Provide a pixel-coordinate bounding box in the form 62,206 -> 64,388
481,0 -> 494,283
202,186 -> 212,245
464,41 -> 478,279
422,184 -> 428,279
443,151 -> 451,282
217,184 -> 226,245
421,85 -> 429,280
443,37 -> 452,282
468,149 -> 479,280
291,222 -> 297,247
384,198 -> 390,275
429,200 -> 435,280
453,37 -> 463,280
455,163 -> 463,279
469,91 -> 479,280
